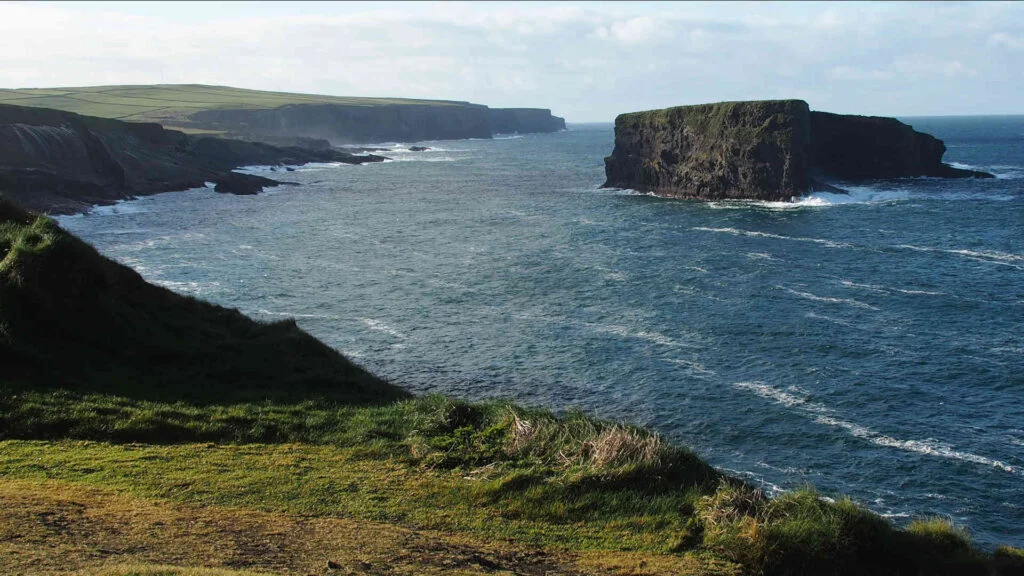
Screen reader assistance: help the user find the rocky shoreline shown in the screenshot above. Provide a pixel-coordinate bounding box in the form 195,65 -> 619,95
0,103 -> 387,215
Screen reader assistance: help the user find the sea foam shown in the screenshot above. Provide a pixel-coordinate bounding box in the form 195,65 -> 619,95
733,382 -> 1021,475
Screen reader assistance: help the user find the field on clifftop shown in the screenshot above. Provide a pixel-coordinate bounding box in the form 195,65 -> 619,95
2,198 -> 1023,576
0,84 -> 467,132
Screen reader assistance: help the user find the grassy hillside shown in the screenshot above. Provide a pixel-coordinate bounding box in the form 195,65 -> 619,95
1,197 -> 1022,576
0,84 -> 469,132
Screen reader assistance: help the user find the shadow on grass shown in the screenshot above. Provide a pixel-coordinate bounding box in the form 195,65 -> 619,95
1,197 -> 407,413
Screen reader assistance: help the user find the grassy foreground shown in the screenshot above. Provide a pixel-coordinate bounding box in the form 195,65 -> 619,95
0,84 -> 469,132
2,198 -> 1023,576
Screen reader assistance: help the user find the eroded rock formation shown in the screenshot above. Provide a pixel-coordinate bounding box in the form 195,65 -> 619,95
603,100 -> 992,201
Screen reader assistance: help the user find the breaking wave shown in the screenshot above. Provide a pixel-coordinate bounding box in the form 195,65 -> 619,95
733,382 -> 1021,475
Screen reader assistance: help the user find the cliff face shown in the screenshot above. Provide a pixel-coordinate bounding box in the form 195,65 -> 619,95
0,104 -> 384,214
809,112 -> 987,179
489,108 -> 566,135
190,103 -> 494,144
604,100 -> 993,200
603,100 -> 812,201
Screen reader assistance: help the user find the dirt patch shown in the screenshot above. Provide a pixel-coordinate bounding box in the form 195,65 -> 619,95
0,479 -> 724,576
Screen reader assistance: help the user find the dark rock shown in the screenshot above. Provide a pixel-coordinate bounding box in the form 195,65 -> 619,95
326,560 -> 341,570
408,146 -> 430,152
603,99 -> 994,201
0,103 -> 388,214
285,166 -> 296,172
489,108 -> 566,135
603,100 -> 811,201
213,172 -> 278,195
810,111 -> 993,180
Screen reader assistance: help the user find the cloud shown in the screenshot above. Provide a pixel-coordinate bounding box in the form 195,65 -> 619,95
0,1 -> 1022,120
988,32 -> 1024,50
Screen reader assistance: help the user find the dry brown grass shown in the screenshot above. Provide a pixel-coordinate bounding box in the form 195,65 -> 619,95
585,426 -> 666,469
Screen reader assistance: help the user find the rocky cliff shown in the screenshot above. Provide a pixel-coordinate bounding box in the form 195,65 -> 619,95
809,111 -> 989,179
0,104 -> 384,214
189,103 -> 494,144
604,100 -> 992,201
489,108 -> 566,135
603,100 -> 812,201
189,103 -> 567,144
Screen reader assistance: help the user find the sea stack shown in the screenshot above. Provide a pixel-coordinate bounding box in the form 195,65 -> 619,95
603,99 -> 993,201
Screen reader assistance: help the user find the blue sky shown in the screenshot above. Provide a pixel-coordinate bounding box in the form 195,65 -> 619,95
2,1 -> 1022,121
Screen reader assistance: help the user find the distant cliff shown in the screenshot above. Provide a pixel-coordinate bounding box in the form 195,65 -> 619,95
603,100 -> 992,201
189,104 -> 566,144
190,103 -> 493,145
0,104 -> 384,214
0,85 -> 569,144
489,108 -> 566,135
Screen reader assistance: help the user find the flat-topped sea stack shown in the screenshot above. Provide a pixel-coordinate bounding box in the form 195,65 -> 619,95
603,99 -> 993,201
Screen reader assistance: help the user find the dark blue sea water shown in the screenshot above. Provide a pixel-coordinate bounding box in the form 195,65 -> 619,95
57,117 -> 1024,548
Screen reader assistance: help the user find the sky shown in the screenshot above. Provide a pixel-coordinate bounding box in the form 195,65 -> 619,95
1,1 -> 1023,122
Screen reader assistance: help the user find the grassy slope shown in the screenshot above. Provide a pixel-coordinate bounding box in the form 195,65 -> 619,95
2,198 -> 1023,576
0,84 -> 468,130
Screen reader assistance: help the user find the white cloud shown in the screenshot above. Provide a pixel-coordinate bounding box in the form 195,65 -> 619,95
605,16 -> 671,45
988,32 -> 1024,50
0,1 -> 1021,120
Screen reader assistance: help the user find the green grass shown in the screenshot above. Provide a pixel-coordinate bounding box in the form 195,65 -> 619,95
618,100 -> 808,150
0,84 -> 470,127
2,198 -> 1022,575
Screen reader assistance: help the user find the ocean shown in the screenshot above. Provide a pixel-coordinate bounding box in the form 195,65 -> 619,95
57,117 -> 1024,548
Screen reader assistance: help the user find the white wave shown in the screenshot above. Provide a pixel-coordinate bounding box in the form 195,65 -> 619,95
733,381 -> 1021,475
151,279 -> 221,296
750,186 -> 911,209
493,134 -> 526,140
692,227 -> 852,249
894,288 -> 945,296
579,321 -> 699,348
89,202 -> 148,216
254,309 -> 337,320
839,280 -> 944,296
782,287 -> 878,310
718,466 -> 786,496
952,161 -> 1024,180
991,346 -> 1024,354
664,358 -> 716,375
895,244 -> 1024,269
383,155 -> 473,163
593,265 -> 628,281
949,161 -> 978,170
359,318 -> 407,339
746,252 -> 775,260
804,311 -> 854,327
880,511 -> 913,519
